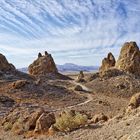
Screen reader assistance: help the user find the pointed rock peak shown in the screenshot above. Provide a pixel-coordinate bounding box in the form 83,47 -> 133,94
28,51 -> 58,76
45,51 -> 48,56
99,52 -> 116,76
38,53 -> 42,58
76,71 -> 85,82
115,41 -> 140,76
107,52 -> 115,62
0,53 -> 15,72
120,41 -> 139,54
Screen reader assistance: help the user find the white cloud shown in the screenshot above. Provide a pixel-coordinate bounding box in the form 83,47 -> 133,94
0,0 -> 140,67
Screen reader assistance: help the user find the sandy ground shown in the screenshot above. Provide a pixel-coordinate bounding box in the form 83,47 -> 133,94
0,72 -> 133,140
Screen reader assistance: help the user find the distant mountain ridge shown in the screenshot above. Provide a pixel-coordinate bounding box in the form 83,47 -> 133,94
57,63 -> 98,72
18,63 -> 99,73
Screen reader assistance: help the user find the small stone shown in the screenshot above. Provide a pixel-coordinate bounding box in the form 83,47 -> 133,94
74,85 -> 83,91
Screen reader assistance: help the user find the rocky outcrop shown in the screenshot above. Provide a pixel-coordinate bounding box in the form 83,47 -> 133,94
0,53 -> 15,72
28,52 -> 58,76
77,71 -> 85,82
99,52 -> 116,77
34,112 -> 56,133
99,68 -> 124,78
2,107 -> 56,135
115,42 -> 140,76
97,41 -> 140,78
0,53 -> 34,81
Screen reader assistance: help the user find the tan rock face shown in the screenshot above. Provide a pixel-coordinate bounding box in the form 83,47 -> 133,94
115,42 -> 140,76
28,52 -> 58,76
28,108 -> 45,130
0,53 -> 15,72
99,52 -> 116,76
34,112 -> 56,133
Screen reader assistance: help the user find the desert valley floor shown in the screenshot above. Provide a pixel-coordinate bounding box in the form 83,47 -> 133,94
0,42 -> 140,140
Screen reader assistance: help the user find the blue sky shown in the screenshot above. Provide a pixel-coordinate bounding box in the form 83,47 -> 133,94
0,0 -> 140,68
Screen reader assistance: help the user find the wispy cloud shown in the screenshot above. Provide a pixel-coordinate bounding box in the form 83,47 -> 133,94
0,0 -> 140,67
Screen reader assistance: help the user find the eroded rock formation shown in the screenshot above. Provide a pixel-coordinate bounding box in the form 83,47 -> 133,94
34,112 -> 56,133
0,53 -> 15,72
115,41 -> 140,76
99,52 -> 116,77
77,71 -> 85,82
2,107 -> 56,135
28,52 -> 58,76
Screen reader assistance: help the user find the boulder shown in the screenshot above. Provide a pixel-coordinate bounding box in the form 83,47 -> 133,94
34,112 -> 56,133
115,42 -> 140,76
91,113 -> 108,123
12,80 -> 29,89
2,107 -> 45,133
28,108 -> 45,130
74,85 -> 83,91
99,52 -> 116,77
28,52 -> 58,76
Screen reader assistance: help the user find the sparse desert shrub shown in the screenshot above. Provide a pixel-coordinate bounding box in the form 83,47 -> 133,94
11,117 -> 30,135
73,112 -> 88,126
12,121 -> 24,135
128,92 -> 140,109
126,92 -> 140,113
3,122 -> 13,131
54,110 -> 88,132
